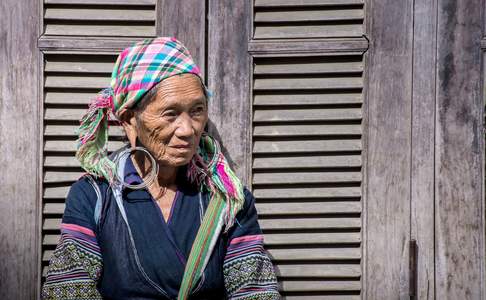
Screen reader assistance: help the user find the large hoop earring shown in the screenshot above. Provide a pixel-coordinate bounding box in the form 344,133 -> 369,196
114,146 -> 158,189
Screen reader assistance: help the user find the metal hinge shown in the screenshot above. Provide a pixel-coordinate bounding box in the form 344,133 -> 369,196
409,239 -> 417,299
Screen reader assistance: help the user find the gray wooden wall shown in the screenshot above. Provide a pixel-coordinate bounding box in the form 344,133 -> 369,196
366,0 -> 486,299
0,0 -> 484,299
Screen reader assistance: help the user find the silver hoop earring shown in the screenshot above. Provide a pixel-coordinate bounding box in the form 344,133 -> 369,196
114,146 -> 158,189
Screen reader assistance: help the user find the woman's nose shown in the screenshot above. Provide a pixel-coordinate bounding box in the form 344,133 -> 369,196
174,113 -> 194,137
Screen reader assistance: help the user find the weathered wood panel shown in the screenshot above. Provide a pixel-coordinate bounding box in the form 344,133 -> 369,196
207,0 -> 251,183
410,0 -> 437,298
156,0 -> 206,77
435,0 -> 485,298
365,0 -> 413,298
0,0 -> 40,298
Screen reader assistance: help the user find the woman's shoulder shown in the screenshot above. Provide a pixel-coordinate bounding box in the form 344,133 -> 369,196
62,174 -> 109,230
242,186 -> 256,210
68,174 -> 110,200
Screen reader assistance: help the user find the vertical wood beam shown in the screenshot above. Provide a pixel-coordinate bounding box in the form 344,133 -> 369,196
207,1 -> 251,184
365,0 -> 414,298
435,1 -> 484,298
0,0 -> 41,299
411,0 -> 438,298
156,0 -> 207,77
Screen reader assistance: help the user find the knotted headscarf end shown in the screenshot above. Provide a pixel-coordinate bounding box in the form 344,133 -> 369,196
187,134 -> 245,232
75,88 -> 117,183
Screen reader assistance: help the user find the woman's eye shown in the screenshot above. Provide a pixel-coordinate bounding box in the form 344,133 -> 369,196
191,106 -> 205,116
162,110 -> 177,118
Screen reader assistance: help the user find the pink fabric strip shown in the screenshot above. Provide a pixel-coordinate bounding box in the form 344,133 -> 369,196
61,223 -> 96,237
229,234 -> 264,245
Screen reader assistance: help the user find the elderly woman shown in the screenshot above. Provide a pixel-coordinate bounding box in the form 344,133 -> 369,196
41,37 -> 280,300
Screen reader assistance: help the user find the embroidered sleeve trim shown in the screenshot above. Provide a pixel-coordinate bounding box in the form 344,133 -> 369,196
224,235 -> 280,299
41,224 -> 103,300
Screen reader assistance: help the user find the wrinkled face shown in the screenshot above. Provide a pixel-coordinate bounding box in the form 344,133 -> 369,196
121,73 -> 208,167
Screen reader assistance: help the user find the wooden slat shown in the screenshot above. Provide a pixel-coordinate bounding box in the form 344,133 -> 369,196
45,92 -> 97,104
365,0 -> 412,297
43,201 -> 66,211
38,36 -> 146,51
253,171 -> 361,185
1,0 -> 40,296
253,108 -> 362,122
253,124 -> 362,137
254,61 -> 363,75
256,201 -> 361,215
411,0 -> 437,297
264,232 -> 361,246
44,156 -> 80,167
44,140 -> 124,152
43,250 -> 54,262
275,264 -> 361,278
44,8 -> 155,21
44,108 -> 85,120
42,234 -> 60,246
45,75 -> 110,89
253,93 -> 362,106
253,139 -> 361,154
253,155 -> 361,169
44,125 -> 124,137
254,0 -> 363,7
45,108 -> 117,122
248,38 -> 368,55
268,248 -> 360,261
45,60 -> 114,73
43,218 -> 61,230
253,77 -> 362,90
260,218 -> 360,230
44,171 -> 85,183
254,24 -> 363,39
253,187 -> 361,199
279,280 -> 361,291
45,25 -> 155,37
45,0 -> 156,5
255,9 -> 364,23
435,0 -> 483,298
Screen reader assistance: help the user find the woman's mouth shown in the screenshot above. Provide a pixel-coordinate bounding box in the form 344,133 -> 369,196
171,144 -> 192,152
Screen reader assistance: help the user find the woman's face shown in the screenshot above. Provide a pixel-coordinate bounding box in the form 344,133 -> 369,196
122,73 -> 209,167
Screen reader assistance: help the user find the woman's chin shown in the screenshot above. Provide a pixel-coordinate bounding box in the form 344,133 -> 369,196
162,154 -> 193,167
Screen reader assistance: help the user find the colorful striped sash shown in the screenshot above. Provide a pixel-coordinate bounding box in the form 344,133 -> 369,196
178,191 -> 226,299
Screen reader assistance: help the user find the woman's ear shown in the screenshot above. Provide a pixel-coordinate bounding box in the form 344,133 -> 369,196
119,109 -> 138,150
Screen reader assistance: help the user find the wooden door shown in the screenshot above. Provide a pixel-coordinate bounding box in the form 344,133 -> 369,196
366,0 -> 486,299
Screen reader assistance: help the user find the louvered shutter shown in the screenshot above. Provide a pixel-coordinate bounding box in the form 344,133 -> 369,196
40,0 -> 156,280
44,0 -> 156,37
250,1 -> 365,298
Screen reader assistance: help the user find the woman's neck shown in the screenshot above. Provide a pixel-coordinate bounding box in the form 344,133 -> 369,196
131,152 -> 178,187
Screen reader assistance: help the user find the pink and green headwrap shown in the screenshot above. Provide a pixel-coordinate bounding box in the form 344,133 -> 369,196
75,37 -> 211,182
